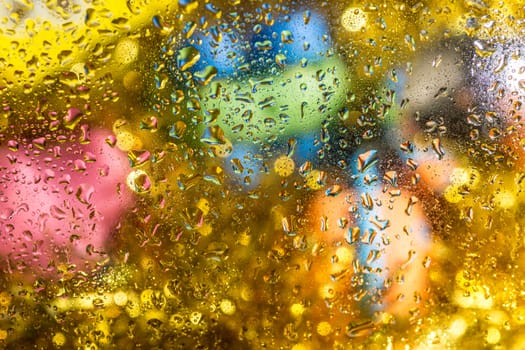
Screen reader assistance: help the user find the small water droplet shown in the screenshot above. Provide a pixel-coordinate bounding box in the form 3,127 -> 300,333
346,320 -> 375,338
325,185 -> 342,197
432,138 -> 445,159
298,161 -> 312,177
140,116 -> 158,132
128,149 -> 152,167
281,30 -> 294,44
361,192 -> 373,210
32,137 -> 46,150
264,117 -> 276,128
383,171 -> 398,187
303,10 -> 311,25
275,54 -> 287,68
230,158 -> 244,174
254,40 -> 273,51
405,196 -> 419,215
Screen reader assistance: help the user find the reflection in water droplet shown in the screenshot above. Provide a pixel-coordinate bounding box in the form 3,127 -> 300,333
254,40 -> 273,51
281,30 -> 294,44
325,185 -> 342,197
127,170 -> 152,194
275,54 -> 287,68
357,150 -> 378,173
127,149 -> 151,167
176,46 -> 201,71
169,121 -> 187,140
230,158 -> 244,174
195,65 -> 218,85
432,138 -> 445,160
346,320 -> 375,338
201,125 -> 226,145
76,183 -> 95,205
64,108 -> 83,129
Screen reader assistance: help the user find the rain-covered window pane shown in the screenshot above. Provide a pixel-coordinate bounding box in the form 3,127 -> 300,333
0,0 -> 523,348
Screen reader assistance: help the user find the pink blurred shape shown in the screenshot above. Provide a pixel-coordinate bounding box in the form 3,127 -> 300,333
0,129 -> 133,278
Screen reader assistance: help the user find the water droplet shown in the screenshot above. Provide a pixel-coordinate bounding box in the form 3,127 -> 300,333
404,34 -> 416,52
64,108 -> 83,129
241,109 -> 253,123
194,65 -> 218,85
258,97 -> 276,110
254,40 -> 273,51
127,170 -> 152,194
282,216 -> 296,236
346,227 -> 361,244
357,150 -> 378,173
287,138 -> 297,157
126,0 -> 141,14
464,0 -> 488,11
366,249 -> 381,264
298,161 -> 312,177
383,171 -> 398,187
325,185 -> 342,197
204,174 -> 223,186
203,109 -> 220,124
281,30 -> 294,44
7,140 -> 18,151
432,138 -> 445,160
201,125 -> 226,145
473,39 -> 495,57
22,230 -> 33,241
128,150 -> 151,167
405,196 -> 419,215
488,128 -> 501,140
320,127 -> 330,143
169,121 -> 187,140
58,50 -> 73,65
76,183 -> 95,205
32,137 -> 46,150
420,256 -> 431,270
275,54 -> 287,68
361,192 -> 373,210
264,117 -> 276,128
74,159 -> 87,172
467,113 -> 482,126
338,107 -> 350,121
346,320 -> 375,338
179,0 -> 197,6
406,158 -> 418,170
230,158 -> 244,174
303,10 -> 311,25
50,205 -> 67,220
140,116 -> 158,132
176,46 -> 201,71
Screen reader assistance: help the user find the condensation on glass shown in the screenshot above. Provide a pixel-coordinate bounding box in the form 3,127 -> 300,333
0,0 -> 523,348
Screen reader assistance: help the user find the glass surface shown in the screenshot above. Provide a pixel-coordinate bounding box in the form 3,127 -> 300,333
0,0 -> 524,348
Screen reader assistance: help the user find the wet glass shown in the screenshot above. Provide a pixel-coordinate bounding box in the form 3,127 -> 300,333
0,0 -> 524,348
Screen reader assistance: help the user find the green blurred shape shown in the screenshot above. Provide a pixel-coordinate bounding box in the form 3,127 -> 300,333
197,57 -> 351,145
